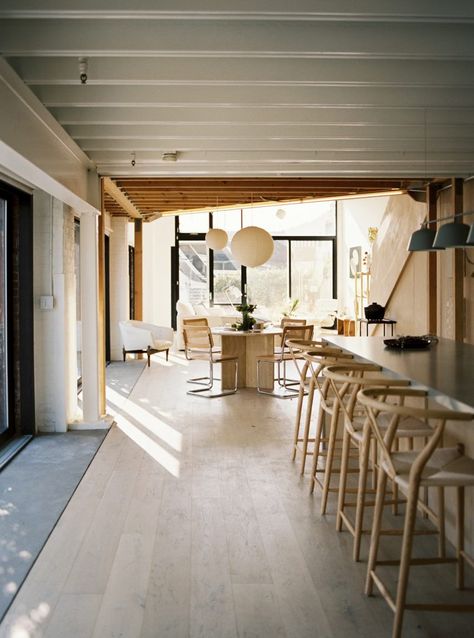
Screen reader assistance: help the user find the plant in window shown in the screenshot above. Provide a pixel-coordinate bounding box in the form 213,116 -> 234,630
282,298 -> 300,317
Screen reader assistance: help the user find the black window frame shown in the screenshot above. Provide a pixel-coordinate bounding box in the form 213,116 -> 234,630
173,206 -> 337,322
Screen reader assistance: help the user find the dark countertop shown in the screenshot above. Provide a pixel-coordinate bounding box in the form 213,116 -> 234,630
323,336 -> 474,411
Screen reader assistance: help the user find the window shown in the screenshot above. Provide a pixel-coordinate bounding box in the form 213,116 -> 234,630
291,239 -> 334,315
246,240 -> 288,321
174,202 -> 337,320
179,241 -> 209,305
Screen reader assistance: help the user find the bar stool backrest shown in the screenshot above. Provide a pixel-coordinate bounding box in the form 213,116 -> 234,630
323,363 -> 411,435
357,387 -> 474,481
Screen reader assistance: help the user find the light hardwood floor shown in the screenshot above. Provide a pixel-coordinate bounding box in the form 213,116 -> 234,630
1,353 -> 472,638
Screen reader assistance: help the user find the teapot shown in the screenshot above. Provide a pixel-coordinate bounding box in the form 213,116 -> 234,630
364,302 -> 385,321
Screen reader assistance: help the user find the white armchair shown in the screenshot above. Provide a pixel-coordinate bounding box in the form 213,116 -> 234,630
119,320 -> 174,367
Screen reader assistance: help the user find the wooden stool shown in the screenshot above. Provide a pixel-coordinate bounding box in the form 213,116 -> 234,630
301,349 -> 355,487
323,363 -> 433,561
289,343 -> 353,475
358,388 -> 474,638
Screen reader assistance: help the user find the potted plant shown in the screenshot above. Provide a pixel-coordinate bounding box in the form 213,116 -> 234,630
233,302 -> 257,331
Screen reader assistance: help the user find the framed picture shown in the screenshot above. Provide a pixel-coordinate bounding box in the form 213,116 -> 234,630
349,246 -> 361,278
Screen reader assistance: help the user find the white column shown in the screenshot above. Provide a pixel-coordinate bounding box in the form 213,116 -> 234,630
70,210 -> 111,429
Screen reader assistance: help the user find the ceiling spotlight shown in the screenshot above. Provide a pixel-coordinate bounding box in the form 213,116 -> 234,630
78,57 -> 88,84
162,151 -> 178,162
131,152 -> 136,167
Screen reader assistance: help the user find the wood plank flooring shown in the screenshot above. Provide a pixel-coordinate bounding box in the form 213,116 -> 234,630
1,353 -> 473,638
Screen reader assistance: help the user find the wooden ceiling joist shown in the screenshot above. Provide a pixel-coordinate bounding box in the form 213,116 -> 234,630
103,176 -> 144,220
106,177 -> 416,220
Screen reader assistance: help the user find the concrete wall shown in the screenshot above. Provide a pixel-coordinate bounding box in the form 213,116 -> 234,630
33,190 -> 78,432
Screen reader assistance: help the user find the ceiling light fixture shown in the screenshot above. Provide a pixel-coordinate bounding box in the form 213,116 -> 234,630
408,211 -> 474,251
162,152 -> 178,162
78,57 -> 88,84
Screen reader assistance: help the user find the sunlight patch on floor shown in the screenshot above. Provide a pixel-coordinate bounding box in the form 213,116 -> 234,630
106,387 -> 182,453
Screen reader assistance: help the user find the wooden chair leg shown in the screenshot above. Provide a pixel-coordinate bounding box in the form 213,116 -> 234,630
365,469 -> 388,596
353,426 -> 371,562
336,427 -> 351,532
310,404 -> 325,494
123,348 -> 126,362
147,348 -> 151,367
166,349 -> 169,361
392,485 -> 420,638
291,361 -> 309,461
300,377 -> 315,474
457,485 -> 465,590
320,402 -> 340,515
437,486 -> 446,558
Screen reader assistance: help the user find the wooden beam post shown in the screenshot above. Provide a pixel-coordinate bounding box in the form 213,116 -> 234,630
427,184 -> 438,335
134,219 -> 143,321
452,178 -> 464,342
98,179 -> 106,415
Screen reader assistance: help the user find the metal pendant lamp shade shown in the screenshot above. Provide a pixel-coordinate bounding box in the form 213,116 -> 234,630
432,222 -> 470,249
407,226 -> 439,251
466,224 -> 474,246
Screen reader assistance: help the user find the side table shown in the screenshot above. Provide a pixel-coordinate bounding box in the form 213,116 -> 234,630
358,318 -> 397,336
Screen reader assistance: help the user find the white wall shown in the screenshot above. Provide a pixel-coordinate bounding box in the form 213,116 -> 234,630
33,190 -> 78,432
143,216 -> 175,328
337,196 -> 388,315
0,59 -> 94,203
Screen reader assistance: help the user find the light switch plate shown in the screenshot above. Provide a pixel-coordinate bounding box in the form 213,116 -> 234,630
40,295 -> 54,310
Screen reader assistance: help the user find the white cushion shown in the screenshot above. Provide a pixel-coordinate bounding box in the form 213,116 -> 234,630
176,300 -> 195,317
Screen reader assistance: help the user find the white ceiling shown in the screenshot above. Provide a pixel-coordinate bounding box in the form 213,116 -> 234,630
1,0 -> 474,179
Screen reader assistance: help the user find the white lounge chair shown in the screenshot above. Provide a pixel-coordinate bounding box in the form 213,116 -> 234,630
119,320 -> 173,367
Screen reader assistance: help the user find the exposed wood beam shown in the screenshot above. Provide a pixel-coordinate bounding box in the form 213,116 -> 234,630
102,176 -> 142,219
134,220 -> 143,322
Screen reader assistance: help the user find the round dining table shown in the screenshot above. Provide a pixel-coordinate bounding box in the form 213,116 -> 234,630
212,326 -> 282,389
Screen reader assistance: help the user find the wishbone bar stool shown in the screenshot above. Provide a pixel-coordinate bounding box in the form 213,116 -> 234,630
358,387 -> 474,638
287,340 -> 339,460
323,364 -> 433,561
299,348 -> 354,478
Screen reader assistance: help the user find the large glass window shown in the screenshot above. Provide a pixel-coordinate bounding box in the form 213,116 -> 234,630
174,201 -> 337,320
246,240 -> 288,321
0,199 -> 7,435
291,240 -> 334,315
179,241 -> 209,305
213,247 -> 241,304
244,201 -> 336,236
178,212 -> 209,234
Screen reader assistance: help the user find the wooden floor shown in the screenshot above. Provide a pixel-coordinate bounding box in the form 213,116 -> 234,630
1,353 -> 472,638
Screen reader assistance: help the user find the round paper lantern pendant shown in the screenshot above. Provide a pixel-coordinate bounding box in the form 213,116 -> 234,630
205,228 -> 228,250
231,226 -> 274,267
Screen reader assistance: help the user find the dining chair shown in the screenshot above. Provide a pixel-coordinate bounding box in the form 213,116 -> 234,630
256,324 -> 314,398
183,325 -> 238,397
358,387 -> 474,638
323,363 -> 433,561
